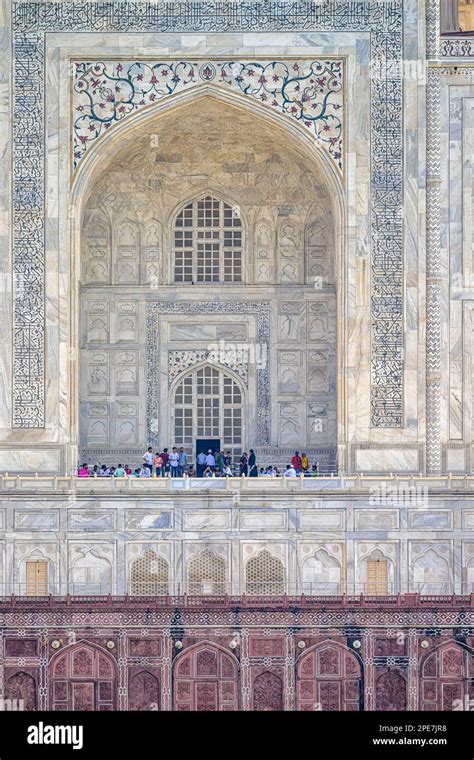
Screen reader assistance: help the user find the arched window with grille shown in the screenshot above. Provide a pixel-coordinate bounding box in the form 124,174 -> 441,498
187,549 -> 227,595
173,365 -> 243,459
130,550 -> 169,595
245,549 -> 285,596
174,196 -> 243,283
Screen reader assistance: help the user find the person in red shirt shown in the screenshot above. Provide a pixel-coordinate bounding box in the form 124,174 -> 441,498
160,448 -> 170,476
291,451 -> 302,473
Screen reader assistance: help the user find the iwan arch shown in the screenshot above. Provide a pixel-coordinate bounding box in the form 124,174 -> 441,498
72,84 -> 345,468
1,4 -> 474,714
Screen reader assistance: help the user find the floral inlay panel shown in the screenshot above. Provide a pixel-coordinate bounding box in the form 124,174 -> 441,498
72,58 -> 344,172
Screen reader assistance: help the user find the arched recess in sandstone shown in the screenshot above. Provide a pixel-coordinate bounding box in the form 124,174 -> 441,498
49,641 -> 117,711
70,85 -> 346,463
419,641 -> 474,711
296,640 -> 362,711
172,641 -> 240,711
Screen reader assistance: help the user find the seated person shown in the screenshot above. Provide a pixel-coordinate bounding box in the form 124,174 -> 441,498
114,464 -> 126,477
139,464 -> 151,477
284,464 -> 297,477
77,463 -> 90,477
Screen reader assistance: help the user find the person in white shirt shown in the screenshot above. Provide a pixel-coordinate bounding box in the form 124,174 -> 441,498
140,464 -> 151,477
205,450 -> 216,471
142,446 -> 154,473
284,464 -> 297,477
169,447 -> 180,477
222,464 -> 233,477
196,451 -> 206,478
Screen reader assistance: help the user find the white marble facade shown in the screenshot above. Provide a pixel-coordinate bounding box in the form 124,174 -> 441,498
0,1 -> 474,596
0,477 -> 471,596
0,3 -> 427,476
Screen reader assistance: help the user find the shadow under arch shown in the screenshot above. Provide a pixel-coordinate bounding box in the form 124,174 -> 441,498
70,83 -> 347,462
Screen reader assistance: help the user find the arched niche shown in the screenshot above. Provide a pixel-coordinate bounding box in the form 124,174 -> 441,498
71,87 -> 346,465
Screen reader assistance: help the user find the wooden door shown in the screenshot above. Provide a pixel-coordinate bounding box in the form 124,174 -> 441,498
26,560 -> 48,595
366,559 -> 388,595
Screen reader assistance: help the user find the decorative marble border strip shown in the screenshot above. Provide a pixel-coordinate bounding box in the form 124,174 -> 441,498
12,32 -> 45,427
441,38 -> 474,58
72,58 -> 343,172
146,301 -> 270,447
11,1 -> 403,429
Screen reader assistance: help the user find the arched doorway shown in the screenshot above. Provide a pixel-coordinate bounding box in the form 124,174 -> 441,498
172,364 -> 244,464
296,641 -> 362,711
419,642 -> 474,710
49,642 -> 116,711
73,89 -> 344,470
173,642 -> 239,711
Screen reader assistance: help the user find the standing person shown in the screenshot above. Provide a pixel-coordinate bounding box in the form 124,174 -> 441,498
161,448 -> 170,476
169,447 -> 180,477
178,447 -> 188,476
154,451 -> 163,477
224,451 -> 232,467
248,449 -> 258,477
216,450 -> 224,474
301,452 -> 309,472
196,450 -> 206,478
205,449 -> 216,472
239,452 -> 248,477
291,451 -> 302,473
142,446 -> 154,473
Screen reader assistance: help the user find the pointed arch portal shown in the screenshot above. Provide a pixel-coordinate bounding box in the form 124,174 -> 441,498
75,87 -> 344,464
173,642 -> 239,711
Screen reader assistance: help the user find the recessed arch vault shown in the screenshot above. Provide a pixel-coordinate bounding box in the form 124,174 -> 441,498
71,85 -> 347,465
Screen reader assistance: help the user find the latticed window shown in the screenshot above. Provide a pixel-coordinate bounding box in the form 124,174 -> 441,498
187,549 -> 226,595
130,550 -> 169,595
245,549 -> 285,595
174,196 -> 242,283
173,366 -> 243,459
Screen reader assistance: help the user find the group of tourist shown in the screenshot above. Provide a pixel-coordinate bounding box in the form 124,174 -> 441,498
77,448 -> 321,478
